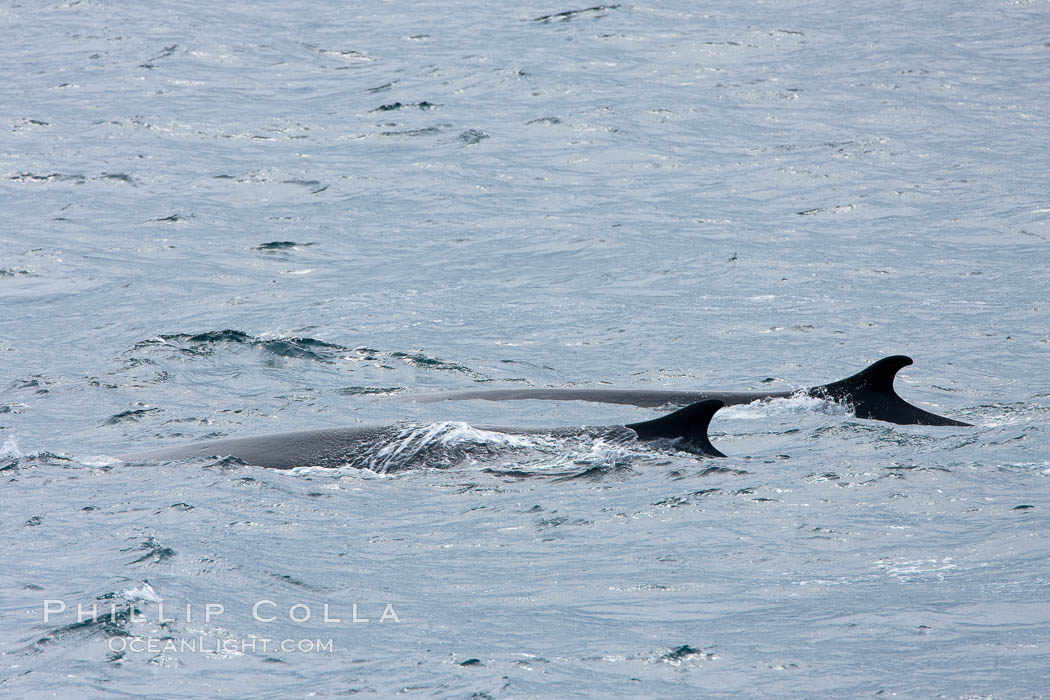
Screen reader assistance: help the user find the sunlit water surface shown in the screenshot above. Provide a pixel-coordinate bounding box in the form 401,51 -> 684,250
3,0 -> 1049,697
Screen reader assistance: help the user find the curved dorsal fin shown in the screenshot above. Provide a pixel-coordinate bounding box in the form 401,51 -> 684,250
810,355 -> 971,426
626,399 -> 726,457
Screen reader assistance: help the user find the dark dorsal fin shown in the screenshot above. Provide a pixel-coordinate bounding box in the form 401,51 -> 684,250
625,399 -> 726,457
809,355 -> 971,426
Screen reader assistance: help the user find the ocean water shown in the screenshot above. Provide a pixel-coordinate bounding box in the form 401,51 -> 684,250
3,0 -> 1049,697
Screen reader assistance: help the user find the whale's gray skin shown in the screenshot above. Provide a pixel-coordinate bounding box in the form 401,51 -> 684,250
409,356 -> 971,427
120,399 -> 726,469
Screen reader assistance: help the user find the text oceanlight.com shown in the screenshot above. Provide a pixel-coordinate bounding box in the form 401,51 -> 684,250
108,636 -> 336,654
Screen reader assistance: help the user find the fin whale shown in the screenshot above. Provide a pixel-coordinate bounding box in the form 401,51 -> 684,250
120,399 -> 726,469
409,356 -> 970,427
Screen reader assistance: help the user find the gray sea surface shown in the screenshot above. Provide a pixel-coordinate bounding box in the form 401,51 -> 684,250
3,0 -> 1049,697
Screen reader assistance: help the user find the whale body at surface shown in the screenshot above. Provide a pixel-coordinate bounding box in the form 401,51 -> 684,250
121,400 -> 727,469
408,356 -> 971,427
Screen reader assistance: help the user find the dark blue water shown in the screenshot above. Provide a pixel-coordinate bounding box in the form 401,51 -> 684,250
3,1 -> 1049,696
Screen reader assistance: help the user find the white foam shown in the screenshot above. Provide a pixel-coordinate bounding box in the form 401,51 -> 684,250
718,393 -> 847,420
80,455 -> 123,466
1,436 -> 20,459
123,581 -> 162,603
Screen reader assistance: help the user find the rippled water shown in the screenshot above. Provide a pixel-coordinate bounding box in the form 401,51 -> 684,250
3,0 -> 1049,697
